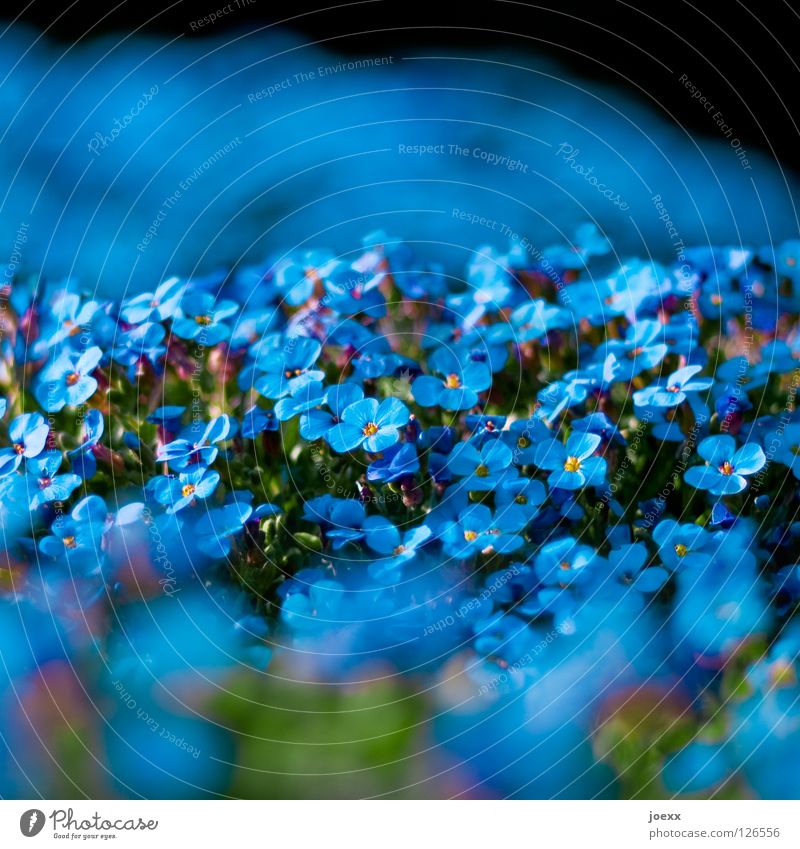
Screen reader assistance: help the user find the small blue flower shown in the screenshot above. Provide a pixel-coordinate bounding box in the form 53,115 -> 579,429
120,276 -> 185,324
441,503 -> 526,559
299,382 -> 364,443
412,346 -> 492,411
15,450 -> 82,509
172,293 -> 238,345
111,322 -> 166,378
274,380 -> 325,422
763,423 -> 800,480
0,412 -> 49,476
367,442 -> 419,483
157,414 -> 238,470
685,435 -> 765,496
322,261 -> 386,317
534,537 -> 596,585
193,500 -> 254,559
447,438 -> 515,491
302,495 -> 367,549
68,409 -> 104,479
252,336 -> 324,400
495,477 -> 546,521
362,517 -> 432,584
534,431 -> 607,491
241,406 -> 279,438
146,406 -> 186,431
501,417 -> 551,465
599,319 -> 668,380
633,364 -> 713,408
35,346 -> 103,412
327,397 -> 410,453
608,542 -> 668,593
154,466 -> 221,514
507,298 -> 571,343
652,519 -> 714,569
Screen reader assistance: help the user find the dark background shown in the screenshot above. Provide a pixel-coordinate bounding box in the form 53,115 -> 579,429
7,0 -> 800,169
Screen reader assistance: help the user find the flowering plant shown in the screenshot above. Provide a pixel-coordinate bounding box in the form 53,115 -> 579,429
2,227 -> 800,799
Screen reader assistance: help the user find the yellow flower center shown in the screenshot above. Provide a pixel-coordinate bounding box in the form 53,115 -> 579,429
181,483 -> 196,497
444,373 -> 462,389
515,495 -> 528,505
475,463 -> 490,477
362,422 -> 379,437
674,543 -> 688,558
63,535 -> 77,549
463,530 -> 478,542
393,545 -> 406,555
65,371 -> 81,386
194,314 -> 213,325
563,456 -> 582,472
718,461 -> 735,476
666,384 -> 681,393
517,436 -> 531,449
13,442 -> 25,455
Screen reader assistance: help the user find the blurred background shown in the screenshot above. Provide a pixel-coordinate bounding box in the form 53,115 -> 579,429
1,1 -> 798,296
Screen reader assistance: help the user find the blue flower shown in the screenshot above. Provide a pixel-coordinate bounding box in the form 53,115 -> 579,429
271,256 -> 317,306
685,435 -> 765,496
367,442 -> 419,483
67,409 -> 104,479
362,518 -> 432,584
172,293 -> 238,345
35,346 -> 103,412
465,414 -> 507,438
501,418 -> 551,465
322,261 -> 386,317
763,423 -> 800,480
154,466 -> 221,514
0,413 -> 49,476
302,495 -> 367,549
15,450 -> 82,509
652,519 -> 714,569
192,501 -> 254,559
507,298 -> 571,343
300,382 -> 364,442
412,346 -> 492,411
441,503 -> 526,559
110,322 -> 166,377
534,537 -> 596,585
633,364 -> 713,408
536,379 -> 588,423
241,405 -> 278,438
157,414 -> 237,470
120,276 -> 185,324
327,397 -> 409,453
608,542 -> 668,593
447,438 -> 515,491
251,336 -> 324,399
495,477 -> 546,521
599,319 -> 668,380
39,499 -> 107,571
534,432 -> 607,491
274,380 -> 325,422
146,406 -> 186,432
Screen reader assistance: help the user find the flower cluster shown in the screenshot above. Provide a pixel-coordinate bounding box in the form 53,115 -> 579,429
2,226 -> 800,798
